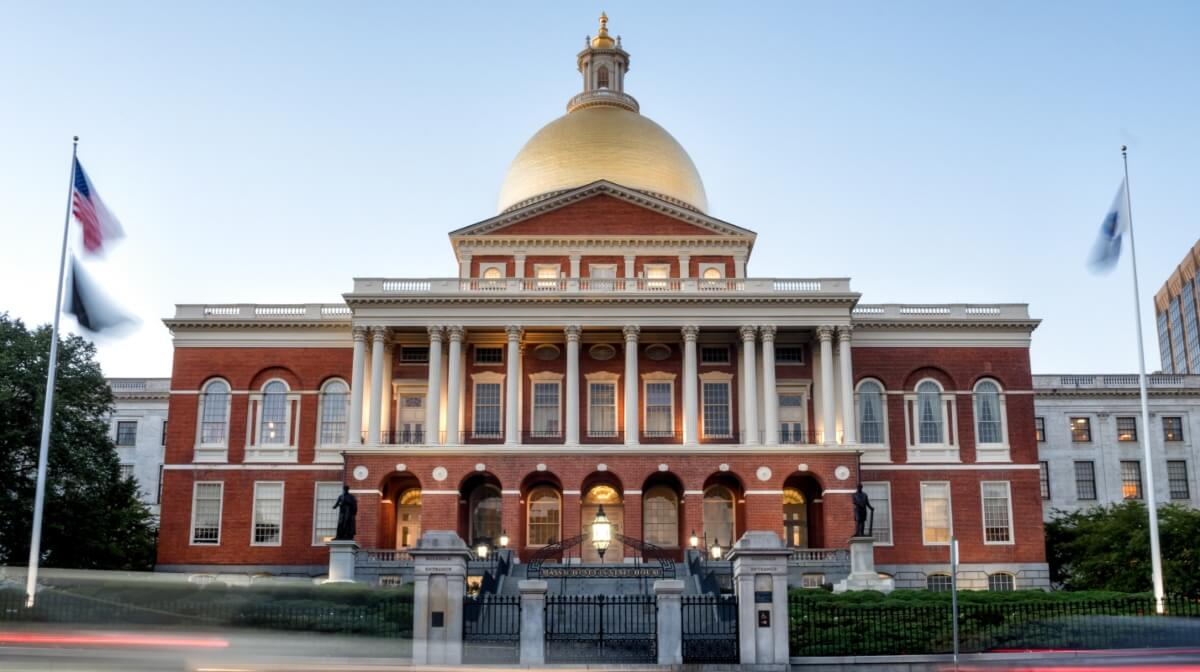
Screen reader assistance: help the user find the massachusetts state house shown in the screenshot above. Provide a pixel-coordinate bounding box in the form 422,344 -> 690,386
157,16 -> 1049,590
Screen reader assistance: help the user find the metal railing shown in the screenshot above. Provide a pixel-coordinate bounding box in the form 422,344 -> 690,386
682,594 -> 739,664
462,594 -> 520,664
545,594 -> 658,663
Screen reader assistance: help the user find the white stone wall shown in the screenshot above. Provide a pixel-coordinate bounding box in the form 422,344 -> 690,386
107,378 -> 170,517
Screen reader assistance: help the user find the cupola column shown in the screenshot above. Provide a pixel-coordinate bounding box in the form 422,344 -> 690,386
623,325 -> 640,445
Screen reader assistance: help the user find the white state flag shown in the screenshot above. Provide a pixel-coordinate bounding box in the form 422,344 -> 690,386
1088,178 -> 1129,272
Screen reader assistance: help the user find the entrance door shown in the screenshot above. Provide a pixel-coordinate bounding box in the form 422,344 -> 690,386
783,488 -> 807,548
396,489 -> 422,549
581,484 -> 623,563
396,395 -> 425,444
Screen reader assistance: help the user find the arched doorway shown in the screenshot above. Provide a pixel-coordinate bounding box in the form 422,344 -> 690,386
380,472 -> 422,550
642,472 -> 683,554
581,483 -> 623,563
396,489 -> 422,549
460,472 -> 503,549
783,473 -> 823,548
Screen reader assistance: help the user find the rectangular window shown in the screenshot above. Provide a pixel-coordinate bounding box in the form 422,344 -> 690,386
1035,417 -> 1045,442
119,464 -> 135,481
1070,417 -> 1091,442
115,421 -> 137,446
534,264 -> 560,289
532,382 -> 561,437
644,381 -> 674,437
474,347 -> 503,364
775,346 -> 804,363
702,381 -> 732,438
862,482 -> 892,545
1117,416 -> 1138,442
313,482 -> 342,544
252,482 -> 284,545
473,382 -> 502,437
399,346 -> 429,363
700,346 -> 730,364
801,574 -> 825,589
779,393 -> 806,444
981,481 -> 1013,544
588,382 -> 617,437
156,465 -> 163,504
190,482 -> 223,545
920,482 -> 951,545
1039,461 -> 1051,500
1120,461 -> 1143,499
1163,416 -> 1184,442
161,421 -> 168,446
1168,460 -> 1190,500
1074,461 -> 1097,500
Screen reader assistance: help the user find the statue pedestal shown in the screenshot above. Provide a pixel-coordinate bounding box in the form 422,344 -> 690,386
324,540 -> 359,583
833,536 -> 894,593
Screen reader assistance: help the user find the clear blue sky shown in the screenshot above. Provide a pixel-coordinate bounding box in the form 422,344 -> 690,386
1,1 -> 1196,377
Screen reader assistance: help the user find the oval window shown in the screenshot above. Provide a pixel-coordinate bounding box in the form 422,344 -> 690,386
645,343 -> 672,361
589,344 -> 616,361
534,344 -> 560,361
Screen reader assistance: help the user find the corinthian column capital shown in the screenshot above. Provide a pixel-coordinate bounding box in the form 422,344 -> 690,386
427,325 -> 444,342
837,324 -> 854,343
759,325 -> 777,342
739,325 -> 758,342
564,325 -> 582,342
505,325 -> 523,341
352,325 -> 368,342
446,325 -> 466,342
816,325 -> 835,343
370,326 -> 388,343
622,325 -> 640,342
680,325 -> 699,342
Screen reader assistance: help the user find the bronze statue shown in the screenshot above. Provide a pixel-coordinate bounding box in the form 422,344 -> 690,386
852,483 -> 874,537
333,485 -> 358,541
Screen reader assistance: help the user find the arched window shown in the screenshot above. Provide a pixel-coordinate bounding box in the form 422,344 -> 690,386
782,487 -> 807,548
857,380 -> 885,444
318,380 -> 349,445
527,486 -> 561,546
987,572 -> 1015,592
199,380 -> 230,445
260,380 -> 288,445
643,485 -> 679,547
926,574 -> 952,592
974,380 -> 1004,445
482,267 -> 503,280
702,267 -> 723,280
917,380 -> 944,444
703,485 -> 735,549
597,65 -> 609,88
469,484 -> 502,547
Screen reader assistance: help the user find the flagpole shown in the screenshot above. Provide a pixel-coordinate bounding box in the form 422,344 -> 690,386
24,136 -> 78,608
1122,144 -> 1166,614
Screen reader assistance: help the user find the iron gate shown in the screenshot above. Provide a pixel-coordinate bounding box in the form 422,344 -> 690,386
682,594 -> 739,664
545,594 -> 657,663
462,594 -> 520,664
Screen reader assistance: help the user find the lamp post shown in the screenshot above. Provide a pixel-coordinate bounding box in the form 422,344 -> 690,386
591,504 -> 612,563
710,539 -> 723,560
499,530 -> 509,549
689,530 -> 699,549
476,542 -> 489,560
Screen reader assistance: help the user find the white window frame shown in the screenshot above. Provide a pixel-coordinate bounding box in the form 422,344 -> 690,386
114,419 -> 138,446
775,345 -> 804,364
474,346 -> 504,366
189,481 -> 224,546
194,378 -> 232,462
980,480 -> 1014,545
904,379 -> 959,463
699,371 -> 734,439
861,481 -> 893,546
972,379 -> 1010,463
529,372 -> 563,438
776,383 -> 810,445
920,481 -> 952,546
479,263 -> 505,279
988,572 -> 1015,592
526,486 -> 562,547
247,378 -> 299,463
471,372 -> 505,438
642,372 -> 676,438
585,372 -> 619,438
316,378 -> 350,449
642,485 -> 679,547
699,345 -> 731,365
251,481 -> 285,547
399,346 -> 429,363
854,378 -> 890,462
312,482 -> 342,545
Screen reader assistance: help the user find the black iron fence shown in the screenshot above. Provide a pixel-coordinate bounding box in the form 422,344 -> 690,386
682,594 -> 739,664
789,595 -> 1200,657
462,594 -> 520,664
545,594 -> 657,663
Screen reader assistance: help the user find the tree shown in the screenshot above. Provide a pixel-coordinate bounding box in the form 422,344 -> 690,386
0,313 -> 156,570
1045,501 -> 1200,597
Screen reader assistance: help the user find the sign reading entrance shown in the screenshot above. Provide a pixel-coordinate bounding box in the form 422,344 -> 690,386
540,566 -> 665,579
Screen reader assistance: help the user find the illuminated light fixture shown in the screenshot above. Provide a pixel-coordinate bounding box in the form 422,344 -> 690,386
591,504 -> 612,563
689,530 -> 699,548
499,530 -> 509,548
710,541 -> 723,560
476,543 -> 489,560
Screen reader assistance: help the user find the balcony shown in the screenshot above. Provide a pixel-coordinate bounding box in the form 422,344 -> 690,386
351,277 -> 852,296
1034,373 -> 1200,390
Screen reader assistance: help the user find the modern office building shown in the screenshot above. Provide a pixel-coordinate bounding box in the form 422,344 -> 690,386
1155,239 -> 1200,374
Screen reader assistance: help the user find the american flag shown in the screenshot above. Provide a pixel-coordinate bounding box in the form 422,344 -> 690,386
71,157 -> 123,254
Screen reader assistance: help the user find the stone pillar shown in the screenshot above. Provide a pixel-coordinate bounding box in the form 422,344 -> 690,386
834,537 -> 895,593
623,325 -> 640,445
678,253 -> 691,279
740,326 -> 760,445
519,579 -> 548,665
727,531 -> 791,667
565,325 -> 581,446
505,326 -> 522,446
655,579 -> 685,665
514,253 -> 526,279
426,326 -> 443,444
623,254 -> 635,281
409,531 -> 472,666
838,325 -> 856,445
348,326 -> 367,445
459,253 -> 472,279
817,326 -> 836,445
733,252 -> 747,279
761,326 -> 778,445
568,253 -> 581,278
324,539 -> 359,583
367,326 -> 386,445
681,326 -> 699,446
445,327 -> 464,444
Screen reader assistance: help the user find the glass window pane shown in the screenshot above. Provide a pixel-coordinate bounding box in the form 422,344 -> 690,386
643,486 -> 678,547
532,382 -> 560,437
974,382 -> 1002,444
1168,461 -> 1190,500
1121,461 -> 1143,499
921,482 -> 950,544
645,382 -> 673,437
527,487 -> 560,545
858,382 -> 884,444
313,483 -> 341,543
320,382 -> 349,444
703,486 -> 734,547
253,482 -> 283,545
201,381 -> 229,445
982,482 -> 1012,543
917,382 -> 943,444
702,382 -> 731,438
260,382 -> 288,445
862,483 -> 891,544
588,382 -> 616,437
1075,461 -> 1097,500
474,383 -> 502,436
191,482 -> 223,544
1116,417 -> 1137,442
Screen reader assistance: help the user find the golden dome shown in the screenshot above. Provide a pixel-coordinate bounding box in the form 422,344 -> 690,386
497,106 -> 709,213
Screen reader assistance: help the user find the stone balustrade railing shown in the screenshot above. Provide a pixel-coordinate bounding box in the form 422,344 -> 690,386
352,277 -> 852,295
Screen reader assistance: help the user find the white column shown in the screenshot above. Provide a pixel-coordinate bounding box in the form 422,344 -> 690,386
445,326 -> 464,444
761,325 -> 778,445
733,252 -> 747,279
818,326 -> 836,445
624,254 -> 636,291
569,254 -> 581,278
348,326 -> 367,445
367,326 -> 386,445
838,325 -> 856,445
623,325 -> 640,445
381,345 -> 393,435
740,326 -> 759,445
565,325 -> 581,445
681,326 -> 699,445
514,253 -> 526,279
678,254 -> 691,279
426,326 -> 443,444
459,253 -> 472,279
505,325 -> 522,445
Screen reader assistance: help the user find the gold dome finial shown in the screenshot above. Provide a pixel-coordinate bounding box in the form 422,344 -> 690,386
591,12 -> 615,48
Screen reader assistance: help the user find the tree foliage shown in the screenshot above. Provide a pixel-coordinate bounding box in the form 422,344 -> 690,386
1045,501 -> 1200,597
0,313 -> 156,570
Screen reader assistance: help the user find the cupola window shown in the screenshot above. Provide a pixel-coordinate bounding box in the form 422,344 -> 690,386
597,66 -> 610,89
